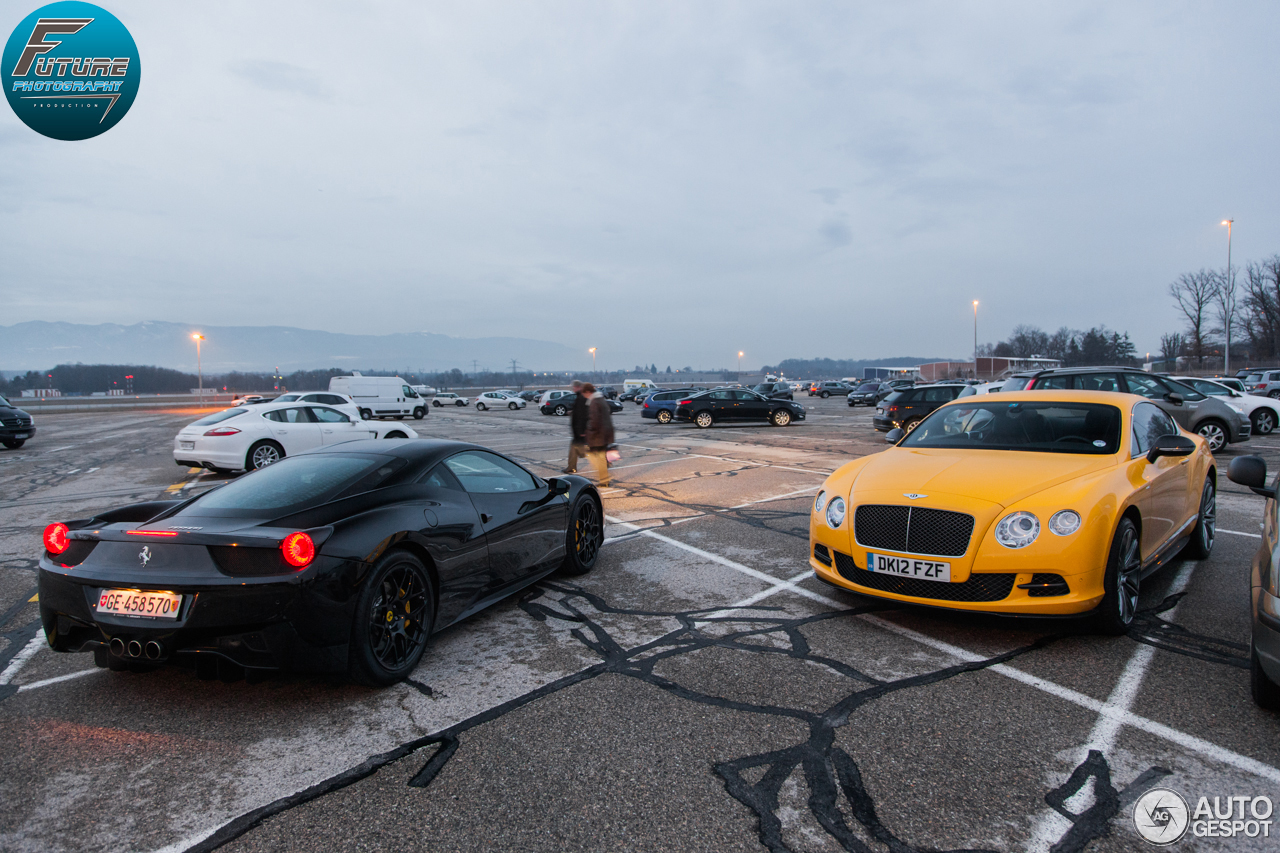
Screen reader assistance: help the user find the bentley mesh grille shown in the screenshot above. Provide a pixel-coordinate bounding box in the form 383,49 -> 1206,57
854,504 -> 974,557
832,551 -> 1015,603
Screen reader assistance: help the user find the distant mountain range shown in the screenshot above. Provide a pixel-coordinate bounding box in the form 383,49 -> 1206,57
0,321 -> 587,373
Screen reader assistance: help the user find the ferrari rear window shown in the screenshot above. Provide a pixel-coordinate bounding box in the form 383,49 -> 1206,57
193,454 -> 395,512
900,402 -> 1121,454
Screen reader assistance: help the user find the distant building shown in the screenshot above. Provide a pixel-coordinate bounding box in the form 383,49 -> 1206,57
20,389 -> 61,398
917,357 -> 1062,382
863,366 -> 919,380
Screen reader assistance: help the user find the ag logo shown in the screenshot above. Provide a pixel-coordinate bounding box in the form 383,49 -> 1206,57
1133,788 -> 1189,845
3,1 -> 140,140
138,546 -> 151,567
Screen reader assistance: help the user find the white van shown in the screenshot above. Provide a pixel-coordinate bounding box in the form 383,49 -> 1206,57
623,379 -> 659,395
328,375 -> 427,420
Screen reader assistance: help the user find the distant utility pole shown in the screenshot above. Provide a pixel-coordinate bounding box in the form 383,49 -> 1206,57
472,359 -> 479,376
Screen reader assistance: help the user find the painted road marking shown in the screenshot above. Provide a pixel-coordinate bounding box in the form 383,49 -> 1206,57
28,594 -> 37,602
0,635 -> 46,686
17,668 -> 100,692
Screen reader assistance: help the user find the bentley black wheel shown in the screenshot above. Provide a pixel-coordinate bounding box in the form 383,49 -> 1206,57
1095,516 -> 1140,635
349,551 -> 434,686
561,494 -> 603,576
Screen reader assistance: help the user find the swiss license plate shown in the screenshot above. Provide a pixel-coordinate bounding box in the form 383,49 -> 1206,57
180,441 -> 195,450
866,552 -> 951,582
95,589 -> 183,620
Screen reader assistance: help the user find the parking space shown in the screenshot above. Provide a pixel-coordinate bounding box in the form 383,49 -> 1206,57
1,397 -> 1278,852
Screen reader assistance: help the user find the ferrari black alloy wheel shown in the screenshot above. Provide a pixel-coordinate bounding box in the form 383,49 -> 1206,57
350,551 -> 434,685
1096,516 -> 1140,635
561,494 -> 603,576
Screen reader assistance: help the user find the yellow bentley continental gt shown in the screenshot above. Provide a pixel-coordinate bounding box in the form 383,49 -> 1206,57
810,390 -> 1216,633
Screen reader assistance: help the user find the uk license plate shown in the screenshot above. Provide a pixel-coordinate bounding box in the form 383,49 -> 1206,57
95,589 -> 183,620
866,552 -> 951,582
180,441 -> 195,450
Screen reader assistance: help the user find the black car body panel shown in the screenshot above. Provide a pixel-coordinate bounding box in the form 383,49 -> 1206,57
751,382 -> 794,401
37,440 -> 597,674
872,385 -> 965,431
674,389 -> 806,425
0,396 -> 36,446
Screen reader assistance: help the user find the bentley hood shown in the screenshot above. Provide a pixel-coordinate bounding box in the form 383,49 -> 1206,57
851,448 -> 1115,509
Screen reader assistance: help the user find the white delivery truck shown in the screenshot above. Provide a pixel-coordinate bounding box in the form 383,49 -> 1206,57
329,374 -> 427,420
623,379 -> 659,395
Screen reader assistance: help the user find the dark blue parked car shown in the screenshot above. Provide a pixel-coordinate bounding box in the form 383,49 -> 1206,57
641,388 -> 704,424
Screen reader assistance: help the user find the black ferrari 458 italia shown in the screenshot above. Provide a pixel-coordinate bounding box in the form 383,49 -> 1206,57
37,440 -> 604,685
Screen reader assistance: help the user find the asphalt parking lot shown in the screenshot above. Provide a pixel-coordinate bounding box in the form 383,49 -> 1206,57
1,396 -> 1278,853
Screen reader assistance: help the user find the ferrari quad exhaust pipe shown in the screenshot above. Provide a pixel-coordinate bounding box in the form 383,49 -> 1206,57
127,640 -> 143,658
109,637 -> 126,657
144,641 -> 163,660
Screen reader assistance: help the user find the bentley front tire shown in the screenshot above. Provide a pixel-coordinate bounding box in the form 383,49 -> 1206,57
560,494 -> 603,576
349,550 -> 434,686
1095,516 -> 1141,635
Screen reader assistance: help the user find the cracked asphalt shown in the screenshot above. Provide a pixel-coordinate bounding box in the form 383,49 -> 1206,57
1,397 -> 1278,852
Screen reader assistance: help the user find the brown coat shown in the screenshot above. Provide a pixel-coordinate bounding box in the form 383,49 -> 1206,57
586,395 -> 615,449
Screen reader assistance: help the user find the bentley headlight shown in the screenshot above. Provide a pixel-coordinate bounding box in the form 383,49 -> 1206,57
814,490 -> 827,513
995,512 -> 1039,548
1048,510 -> 1081,536
826,497 -> 846,528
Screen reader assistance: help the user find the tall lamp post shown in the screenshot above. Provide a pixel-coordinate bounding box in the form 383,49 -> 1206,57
738,351 -> 744,375
1222,219 -> 1234,374
192,334 -> 204,403
589,347 -> 597,380
972,301 -> 979,379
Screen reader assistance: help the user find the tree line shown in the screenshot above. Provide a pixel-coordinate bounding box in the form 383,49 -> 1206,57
1167,254 -> 1280,365
981,325 -> 1137,366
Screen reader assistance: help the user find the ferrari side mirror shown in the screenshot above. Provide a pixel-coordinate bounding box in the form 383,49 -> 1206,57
547,477 -> 571,495
1228,455 -> 1277,499
1146,434 -> 1195,464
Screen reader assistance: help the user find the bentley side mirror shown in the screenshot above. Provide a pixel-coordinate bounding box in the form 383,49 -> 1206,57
1146,434 -> 1195,464
1163,392 -> 1184,406
1228,456 -> 1278,499
885,428 -> 904,444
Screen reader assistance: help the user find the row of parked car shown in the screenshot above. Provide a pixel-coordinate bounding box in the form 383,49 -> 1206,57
855,366 -> 1275,453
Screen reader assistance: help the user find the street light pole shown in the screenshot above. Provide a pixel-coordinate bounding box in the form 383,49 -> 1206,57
192,334 -> 204,403
738,351 -> 743,375
1222,219 -> 1234,374
589,347 -> 597,380
972,301 -> 979,379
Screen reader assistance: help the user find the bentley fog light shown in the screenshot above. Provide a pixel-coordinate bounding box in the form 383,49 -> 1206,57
1048,510 -> 1081,536
814,490 -> 828,513
995,512 -> 1040,548
826,497 -> 846,528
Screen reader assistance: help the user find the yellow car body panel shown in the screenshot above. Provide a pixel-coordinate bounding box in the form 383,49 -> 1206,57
810,390 -> 1215,616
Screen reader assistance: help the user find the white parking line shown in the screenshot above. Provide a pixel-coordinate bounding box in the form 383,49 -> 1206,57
17,668 -> 100,692
1219,528 -> 1262,538
0,634 -> 45,685
730,485 -> 820,508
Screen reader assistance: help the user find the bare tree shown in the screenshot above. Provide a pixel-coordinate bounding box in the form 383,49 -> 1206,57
1241,257 -> 1280,360
1213,267 -> 1241,371
1169,270 -> 1219,367
1160,332 -> 1183,361
1008,324 -> 1050,358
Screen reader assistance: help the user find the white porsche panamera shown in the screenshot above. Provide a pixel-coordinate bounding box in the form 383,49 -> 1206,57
173,401 -> 418,472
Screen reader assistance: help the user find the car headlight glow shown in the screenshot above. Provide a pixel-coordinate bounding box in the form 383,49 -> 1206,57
1048,510 -> 1081,536
826,497 -> 846,528
995,511 -> 1039,548
814,490 -> 827,513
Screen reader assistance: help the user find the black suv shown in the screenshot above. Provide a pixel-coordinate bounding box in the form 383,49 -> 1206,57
846,381 -> 896,407
1017,366 -> 1249,452
0,394 -> 36,449
872,385 -> 965,432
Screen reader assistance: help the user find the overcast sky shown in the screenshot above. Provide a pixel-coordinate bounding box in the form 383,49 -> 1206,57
2,1 -> 1277,372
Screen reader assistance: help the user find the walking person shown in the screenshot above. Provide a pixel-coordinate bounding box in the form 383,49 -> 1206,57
583,382 -> 615,487
564,380 -> 588,474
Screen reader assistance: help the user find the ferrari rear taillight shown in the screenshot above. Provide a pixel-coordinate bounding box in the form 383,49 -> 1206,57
281,532 -> 315,568
204,427 -> 241,436
43,523 -> 69,555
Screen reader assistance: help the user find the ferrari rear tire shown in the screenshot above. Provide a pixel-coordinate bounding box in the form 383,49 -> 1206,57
412,407 -> 426,420
1095,516 -> 1141,636
246,440 -> 284,471
656,409 -> 672,424
694,411 -> 714,429
1183,476 -> 1216,560
349,550 -> 434,686
771,409 -> 791,427
1250,636 -> 1280,711
561,494 -> 603,576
